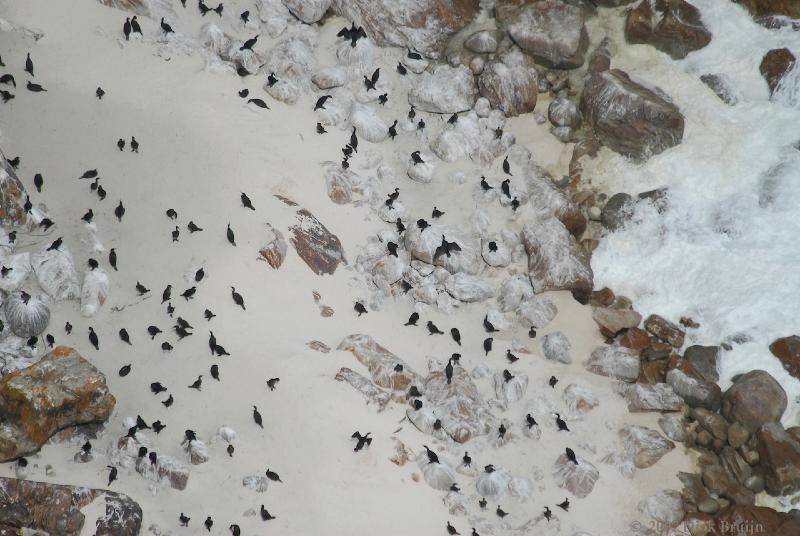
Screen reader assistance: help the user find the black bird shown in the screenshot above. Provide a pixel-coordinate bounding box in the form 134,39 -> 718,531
483,315 -> 498,333
97,185 -> 106,199
484,465 -> 494,473
555,413 -> 569,432
130,137 -> 139,152
166,208 -> 177,219
480,176 -> 493,191
396,218 -> 406,234
160,17 -> 174,34
150,382 -> 167,394
179,513 -> 190,526
445,356 -> 454,384
496,506 -> 508,518
210,364 -> 219,380
565,447 -> 578,465
448,113 -> 459,125
119,328 -> 131,345
114,200 -> 125,221
427,321 -> 443,335
314,95 -> 331,110
506,350 -> 518,363
407,49 -> 422,60
160,285 -> 172,304
199,0 -> 211,14
479,498 -> 487,509
396,62 -> 407,75
8,156 -> 20,169
408,105 -> 416,121
31,173 -> 43,193
240,35 -> 258,51
136,415 -> 150,430
227,444 -> 234,456
26,336 -> 37,349
182,286 -> 196,301
107,466 -> 118,486
549,375 -> 558,388
260,505 -> 276,520
188,375 -> 203,390
46,334 -> 55,347
39,218 -> 54,230
231,287 -> 246,310
0,90 -> 13,103
204,516 -> 213,532
433,236 -> 461,261
131,16 -> 142,34
351,431 -> 372,451
79,168 -> 98,180
126,426 -> 138,439
194,267 -> 204,282
82,441 -> 92,455
350,127 -> 358,152
240,10 -> 249,23
25,53 -> 33,76
525,413 -> 537,428
162,394 -> 174,407
388,120 -> 397,139
378,93 -> 387,105
119,364 -> 131,377
412,399 -> 422,410
487,241 -> 498,253
462,451 -> 471,467
494,127 -> 503,139
431,206 -> 444,218
23,196 -> 32,214
248,98 -> 270,109
188,221 -> 203,233
557,498 -> 570,511
230,524 -> 241,536
208,332 -> 216,354
450,328 -> 461,345
65,322 -> 73,334
423,445 -> 439,464
213,2 -> 223,15
511,197 -> 520,212
405,312 -> 419,326
241,192 -> 255,210
501,179 -> 511,199
117,138 -> 125,151
386,241 -> 398,257
109,248 -> 117,270
25,80 -> 47,93
204,309 -> 216,321
447,522 -> 460,535
265,469 -> 282,482
80,208 -> 93,223
483,337 -> 493,356
417,118 -> 425,130
253,405 -> 263,428
342,145 -> 353,158
385,187 -> 399,205
266,72 -> 279,87
136,281 -> 150,295
184,430 -> 197,443
226,223 -> 236,246
0,74 -> 15,87
410,151 -> 424,165
364,68 -> 380,91
417,218 -> 429,231
316,123 -> 327,134
266,378 -> 279,391
498,424 -> 507,438
543,506 -> 552,522
502,369 -> 513,383
89,327 -> 99,350
96,87 -> 105,99
502,156 -> 512,175
0,266 -> 10,279
354,301 -> 367,316
238,89 -> 249,98
215,345 -> 230,356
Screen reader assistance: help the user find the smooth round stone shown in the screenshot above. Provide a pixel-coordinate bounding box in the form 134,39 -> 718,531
744,475 -> 765,493
698,498 -> 720,514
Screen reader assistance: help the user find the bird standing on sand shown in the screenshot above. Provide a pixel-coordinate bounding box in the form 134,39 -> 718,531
427,321 -> 443,335
25,53 -> 33,76
160,18 -> 174,35
240,35 -> 258,51
131,16 -> 142,35
253,406 -> 263,428
124,18 -> 131,40
231,287 -> 246,310
89,327 -> 99,350
241,192 -> 255,210
354,301 -> 367,316
226,223 -> 236,246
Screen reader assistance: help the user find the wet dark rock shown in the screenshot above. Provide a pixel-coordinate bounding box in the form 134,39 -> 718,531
769,335 -> 800,379
507,1 -> 589,69
760,48 -> 796,95
722,370 -> 787,432
289,208 -> 346,275
700,74 -> 739,105
644,314 -> 685,348
601,192 -> 633,231
756,422 -> 800,496
625,0 -> 711,60
684,345 -> 720,382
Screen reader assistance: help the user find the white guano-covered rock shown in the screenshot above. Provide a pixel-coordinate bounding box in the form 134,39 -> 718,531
444,273 -> 494,303
408,64 -> 478,114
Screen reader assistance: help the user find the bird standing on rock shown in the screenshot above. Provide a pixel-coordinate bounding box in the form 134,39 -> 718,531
241,192 -> 255,210
423,445 -> 439,464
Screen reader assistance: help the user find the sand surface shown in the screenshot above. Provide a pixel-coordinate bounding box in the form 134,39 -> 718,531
0,1 -> 692,535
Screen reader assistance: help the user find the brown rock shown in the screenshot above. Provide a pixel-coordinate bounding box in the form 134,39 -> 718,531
330,0 -> 480,58
338,334 -> 421,396
289,208 -> 346,275
638,359 -> 667,384
477,47 -> 538,117
0,477 -> 140,536
756,422 -> 800,496
306,340 -> 331,353
258,224 -> 287,269
335,367 -> 391,411
642,341 -> 672,361
722,370 -> 787,432
769,335 -> 800,379
592,307 -> 641,338
552,452 -> 599,498
507,1 -> 589,69
590,287 -> 615,307
620,327 -> 651,352
587,37 -> 613,74
665,355 -> 722,411
760,48 -> 796,95
720,446 -> 753,485
625,0 -> 711,60
735,0 -> 800,19
684,345 -> 720,382
581,69 -> 685,161
692,407 -> 729,441
495,0 -> 534,23
620,424 -> 675,468
556,205 -> 587,239
644,314 -> 685,347
0,346 -> 115,461
0,148 -> 30,229
712,504 -> 790,535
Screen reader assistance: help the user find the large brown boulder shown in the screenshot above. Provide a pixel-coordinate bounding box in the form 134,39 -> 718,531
0,477 -> 141,536
770,335 -> 800,379
580,69 -> 685,161
0,346 -> 115,461
735,0 -> 800,19
760,48 -> 796,95
289,208 -> 346,275
477,47 -> 538,117
757,422 -> 800,496
0,148 -> 30,229
721,370 -> 786,432
521,218 -> 593,301
507,1 -> 589,69
330,0 -> 480,58
625,0 -> 711,60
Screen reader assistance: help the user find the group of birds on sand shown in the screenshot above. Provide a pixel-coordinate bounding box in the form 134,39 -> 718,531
0,52 -> 48,103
